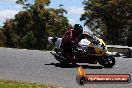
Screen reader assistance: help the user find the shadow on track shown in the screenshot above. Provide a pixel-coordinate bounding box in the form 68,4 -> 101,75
45,63 -> 103,69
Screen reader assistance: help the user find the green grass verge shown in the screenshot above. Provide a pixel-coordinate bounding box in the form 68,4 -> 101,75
0,80 -> 57,88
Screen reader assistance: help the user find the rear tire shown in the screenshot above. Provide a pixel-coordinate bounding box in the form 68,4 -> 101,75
54,55 -> 69,65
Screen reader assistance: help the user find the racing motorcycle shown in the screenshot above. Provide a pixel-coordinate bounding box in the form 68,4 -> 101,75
48,34 -> 115,68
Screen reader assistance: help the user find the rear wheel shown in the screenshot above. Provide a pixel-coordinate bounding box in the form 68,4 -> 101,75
54,55 -> 69,65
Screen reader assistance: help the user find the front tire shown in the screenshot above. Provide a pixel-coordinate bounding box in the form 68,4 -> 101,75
98,55 -> 115,68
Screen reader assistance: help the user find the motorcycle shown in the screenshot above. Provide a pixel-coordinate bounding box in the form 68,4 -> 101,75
48,34 -> 115,68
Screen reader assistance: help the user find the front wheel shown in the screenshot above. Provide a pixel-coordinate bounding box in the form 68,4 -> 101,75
98,55 -> 115,68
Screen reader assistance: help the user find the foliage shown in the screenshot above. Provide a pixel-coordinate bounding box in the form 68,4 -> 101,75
1,0 -> 71,50
22,31 -> 37,49
81,0 -> 132,46
0,28 -> 6,47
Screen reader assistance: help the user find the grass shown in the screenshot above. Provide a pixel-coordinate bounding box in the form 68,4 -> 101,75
0,80 -> 57,88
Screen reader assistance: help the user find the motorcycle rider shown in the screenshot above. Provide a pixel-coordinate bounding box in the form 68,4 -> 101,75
60,24 -> 89,63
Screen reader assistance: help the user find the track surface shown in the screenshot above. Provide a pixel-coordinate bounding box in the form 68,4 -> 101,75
0,48 -> 131,88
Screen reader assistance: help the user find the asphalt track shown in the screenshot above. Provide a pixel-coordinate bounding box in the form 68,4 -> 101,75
0,47 -> 132,88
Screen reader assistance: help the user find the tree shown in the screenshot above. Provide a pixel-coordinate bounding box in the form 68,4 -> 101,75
46,4 -> 71,37
3,19 -> 20,48
1,0 -> 71,49
81,0 -> 132,45
22,31 -> 37,49
0,28 -> 6,47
